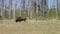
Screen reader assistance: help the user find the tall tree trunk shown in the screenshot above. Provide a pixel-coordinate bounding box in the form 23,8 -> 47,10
56,0 -> 58,19
5,5 -> 7,18
39,0 -> 46,17
27,0 -> 30,18
9,0 -> 12,19
36,0 -> 39,13
13,0 -> 17,19
21,0 -> 25,17
1,0 -> 4,19
0,4 -> 1,16
33,0 -> 36,13
19,0 -> 21,16
28,0 -> 33,19
0,7 -> 1,16
10,0 -> 12,19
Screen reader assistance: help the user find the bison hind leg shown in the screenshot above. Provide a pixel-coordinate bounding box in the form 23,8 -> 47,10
16,20 -> 18,22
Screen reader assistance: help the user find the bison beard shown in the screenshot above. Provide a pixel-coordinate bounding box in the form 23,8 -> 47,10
16,17 -> 27,22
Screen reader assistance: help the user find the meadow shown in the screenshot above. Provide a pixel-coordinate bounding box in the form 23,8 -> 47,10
0,19 -> 60,34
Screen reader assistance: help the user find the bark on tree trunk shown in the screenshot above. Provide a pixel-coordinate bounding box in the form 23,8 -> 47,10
56,0 -> 58,19
1,0 -> 4,19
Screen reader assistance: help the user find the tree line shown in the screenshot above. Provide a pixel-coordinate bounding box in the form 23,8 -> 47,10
0,0 -> 60,20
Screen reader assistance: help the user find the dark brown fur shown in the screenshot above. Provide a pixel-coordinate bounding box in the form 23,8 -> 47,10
16,16 -> 27,22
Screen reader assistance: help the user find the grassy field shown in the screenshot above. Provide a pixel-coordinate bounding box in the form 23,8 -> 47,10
0,19 -> 60,34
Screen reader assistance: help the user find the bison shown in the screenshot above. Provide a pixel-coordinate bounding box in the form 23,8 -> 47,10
15,16 -> 27,22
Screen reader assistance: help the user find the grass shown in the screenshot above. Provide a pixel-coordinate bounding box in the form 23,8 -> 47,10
0,20 -> 60,34
3,10 -> 60,20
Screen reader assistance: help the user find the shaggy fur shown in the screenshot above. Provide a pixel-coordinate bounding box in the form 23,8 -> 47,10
16,17 -> 27,22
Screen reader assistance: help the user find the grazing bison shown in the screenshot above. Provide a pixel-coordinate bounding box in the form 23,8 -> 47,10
15,16 -> 27,22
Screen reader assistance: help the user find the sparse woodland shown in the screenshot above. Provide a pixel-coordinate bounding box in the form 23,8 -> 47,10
0,0 -> 60,34
0,0 -> 60,20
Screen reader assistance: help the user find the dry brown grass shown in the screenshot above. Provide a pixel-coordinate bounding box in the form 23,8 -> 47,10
0,19 -> 60,34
